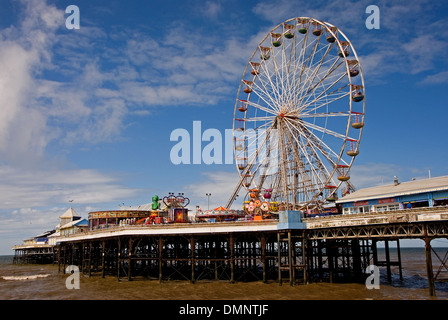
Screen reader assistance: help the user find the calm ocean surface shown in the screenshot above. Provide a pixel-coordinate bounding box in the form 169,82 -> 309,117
1,247 -> 447,301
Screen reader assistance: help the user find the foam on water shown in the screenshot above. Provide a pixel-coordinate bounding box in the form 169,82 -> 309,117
2,274 -> 51,281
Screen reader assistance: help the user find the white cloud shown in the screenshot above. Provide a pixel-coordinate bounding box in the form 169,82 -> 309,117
0,160 -> 146,253
0,0 -> 275,164
402,34 -> 448,74
349,162 -> 436,190
419,70 -> 448,85
202,1 -> 222,18
0,0 -> 63,164
349,162 -> 402,189
0,164 -> 143,210
183,170 -> 242,210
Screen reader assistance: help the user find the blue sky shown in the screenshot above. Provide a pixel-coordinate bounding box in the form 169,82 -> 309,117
0,0 -> 447,253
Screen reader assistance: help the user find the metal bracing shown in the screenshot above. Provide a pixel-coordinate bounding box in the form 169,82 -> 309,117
306,221 -> 448,241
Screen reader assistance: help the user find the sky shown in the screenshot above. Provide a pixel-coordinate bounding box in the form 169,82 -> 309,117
0,0 -> 447,254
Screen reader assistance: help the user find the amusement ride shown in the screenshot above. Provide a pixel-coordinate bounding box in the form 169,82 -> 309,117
225,17 -> 366,217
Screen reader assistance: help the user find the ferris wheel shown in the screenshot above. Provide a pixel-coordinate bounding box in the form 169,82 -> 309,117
227,17 -> 365,212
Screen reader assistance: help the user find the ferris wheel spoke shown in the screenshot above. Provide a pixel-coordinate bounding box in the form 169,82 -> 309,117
270,46 -> 288,106
297,34 -> 320,82
300,85 -> 350,115
282,39 -> 297,92
299,111 -> 351,118
301,120 -> 347,141
287,35 -> 307,107
302,58 -> 345,98
296,63 -> 345,113
246,98 -> 278,116
289,33 -> 323,107
250,80 -> 282,113
238,125 -> 277,184
259,59 -> 283,105
245,124 -> 277,164
298,61 -> 347,101
274,124 -> 289,201
304,124 -> 351,168
282,122 -> 326,201
295,37 -> 321,101
253,75 -> 283,111
296,43 -> 335,103
286,118 -> 345,167
248,127 -> 281,191
283,122 -> 328,191
244,115 -> 276,122
298,64 -> 347,110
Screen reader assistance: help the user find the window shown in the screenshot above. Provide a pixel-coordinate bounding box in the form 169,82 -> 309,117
358,206 -> 370,213
375,204 -> 399,212
388,204 -> 399,211
343,207 -> 356,214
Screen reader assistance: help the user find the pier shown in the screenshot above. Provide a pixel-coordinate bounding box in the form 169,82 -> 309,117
12,244 -> 56,264
57,206 -> 448,296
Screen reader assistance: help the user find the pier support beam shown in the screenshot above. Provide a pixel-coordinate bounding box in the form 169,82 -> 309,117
261,233 -> 267,283
117,238 -> 121,281
128,237 -> 133,281
158,237 -> 163,283
384,240 -> 392,282
230,234 -> 235,283
101,240 -> 105,278
424,237 -> 436,297
190,236 -> 195,284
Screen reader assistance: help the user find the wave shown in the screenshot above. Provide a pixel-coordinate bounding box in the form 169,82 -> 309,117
2,274 -> 51,281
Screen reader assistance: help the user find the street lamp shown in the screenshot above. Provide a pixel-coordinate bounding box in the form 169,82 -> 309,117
206,193 -> 211,210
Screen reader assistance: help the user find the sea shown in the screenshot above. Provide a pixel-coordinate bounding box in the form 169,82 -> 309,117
1,247 -> 447,301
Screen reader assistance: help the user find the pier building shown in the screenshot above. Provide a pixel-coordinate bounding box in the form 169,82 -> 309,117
337,175 -> 448,214
12,207 -> 82,264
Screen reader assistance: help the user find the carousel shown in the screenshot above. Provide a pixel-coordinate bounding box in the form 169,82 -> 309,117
195,206 -> 245,223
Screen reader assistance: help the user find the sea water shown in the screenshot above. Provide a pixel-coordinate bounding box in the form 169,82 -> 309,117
0,248 -> 447,300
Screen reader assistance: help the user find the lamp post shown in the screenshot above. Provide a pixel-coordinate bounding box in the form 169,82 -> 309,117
206,193 -> 211,210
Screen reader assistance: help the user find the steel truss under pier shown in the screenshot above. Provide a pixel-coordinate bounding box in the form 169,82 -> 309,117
58,230 -> 375,286
58,219 -> 448,296
59,232 -> 301,284
13,246 -> 56,264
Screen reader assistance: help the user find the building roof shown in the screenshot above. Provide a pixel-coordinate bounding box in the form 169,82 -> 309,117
59,218 -> 88,229
60,207 -> 80,219
35,230 -> 56,238
336,175 -> 448,203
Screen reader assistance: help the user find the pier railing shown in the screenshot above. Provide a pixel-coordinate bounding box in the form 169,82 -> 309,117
58,218 -> 281,241
57,206 -> 448,242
